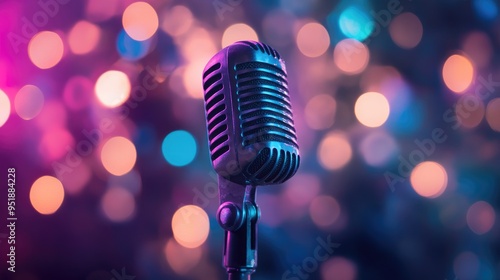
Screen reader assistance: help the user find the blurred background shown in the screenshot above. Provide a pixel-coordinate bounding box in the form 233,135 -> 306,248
0,0 -> 500,279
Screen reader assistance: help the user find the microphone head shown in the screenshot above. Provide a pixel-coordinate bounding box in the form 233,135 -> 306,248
202,41 -> 300,186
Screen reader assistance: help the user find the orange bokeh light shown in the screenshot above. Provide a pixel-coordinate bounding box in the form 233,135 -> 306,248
161,5 -> 194,37
222,23 -> 259,48
164,238 -> 203,275
101,187 -> 135,222
309,195 -> 341,227
410,161 -> 448,198
318,131 -> 352,170
68,21 -> 101,55
442,54 -> 474,93
354,92 -> 390,128
334,39 -> 370,74
122,2 -> 159,41
28,31 -> 64,69
94,70 -> 131,108
101,136 -> 137,176
171,205 -> 210,248
296,22 -> 330,58
304,94 -> 336,130
30,176 -> 65,215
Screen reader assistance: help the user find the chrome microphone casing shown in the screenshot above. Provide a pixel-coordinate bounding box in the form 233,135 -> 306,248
202,40 -> 300,186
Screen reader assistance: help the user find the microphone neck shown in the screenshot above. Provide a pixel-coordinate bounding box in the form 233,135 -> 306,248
228,270 -> 252,280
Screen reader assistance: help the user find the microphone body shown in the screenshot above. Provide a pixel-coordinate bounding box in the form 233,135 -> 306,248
202,41 -> 300,278
203,40 -> 299,186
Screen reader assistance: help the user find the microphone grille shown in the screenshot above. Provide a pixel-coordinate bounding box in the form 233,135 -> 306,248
203,62 -> 230,161
245,147 -> 299,184
238,41 -> 281,59
235,61 -> 298,148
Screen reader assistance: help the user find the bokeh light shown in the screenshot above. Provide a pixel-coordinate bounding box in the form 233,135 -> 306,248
101,187 -> 135,222
116,29 -> 152,61
456,94 -> 485,128
485,98 -> 500,132
410,161 -> 448,198
309,195 -> 341,227
321,257 -> 358,280
101,136 -> 137,176
68,21 -> 101,55
171,205 -> 210,248
162,130 -> 197,167
15,85 -> 44,120
296,22 -> 330,58
160,5 -> 194,37
462,31 -> 493,68
0,89 -> 10,127
442,54 -> 475,93
359,131 -> 398,167
221,23 -> 259,48
318,131 -> 352,170
183,61 -> 207,99
334,39 -> 369,74
164,238 -> 203,275
466,201 -> 495,234
39,128 -> 74,161
30,176 -> 65,215
339,6 -> 373,41
108,169 -> 142,195
473,0 -> 498,20
284,174 -> 321,207
354,92 -> 390,128
389,13 -> 423,49
122,2 -> 159,41
179,27 -> 218,98
94,70 -> 131,108
28,31 -> 64,69
304,94 -> 336,130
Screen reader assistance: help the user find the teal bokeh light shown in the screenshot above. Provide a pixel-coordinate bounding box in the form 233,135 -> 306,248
338,6 -> 374,41
162,130 -> 197,167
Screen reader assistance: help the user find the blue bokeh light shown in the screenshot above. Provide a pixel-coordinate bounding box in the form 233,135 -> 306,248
116,29 -> 152,61
338,6 -> 374,41
162,130 -> 197,167
473,0 -> 498,20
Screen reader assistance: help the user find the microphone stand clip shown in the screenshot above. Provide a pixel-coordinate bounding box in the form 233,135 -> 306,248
217,176 -> 260,280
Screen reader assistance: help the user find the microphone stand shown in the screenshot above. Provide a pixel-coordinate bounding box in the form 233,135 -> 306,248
217,176 -> 260,280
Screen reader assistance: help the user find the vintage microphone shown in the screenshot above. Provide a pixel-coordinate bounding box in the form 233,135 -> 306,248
202,41 -> 300,279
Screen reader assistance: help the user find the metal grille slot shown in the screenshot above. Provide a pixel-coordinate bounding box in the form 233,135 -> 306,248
246,148 -> 300,184
239,41 -> 281,59
235,60 -> 298,149
203,62 -> 229,161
